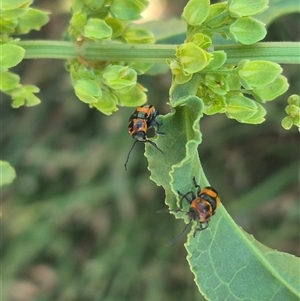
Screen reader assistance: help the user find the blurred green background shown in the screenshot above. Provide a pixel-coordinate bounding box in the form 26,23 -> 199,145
2,1 -> 299,301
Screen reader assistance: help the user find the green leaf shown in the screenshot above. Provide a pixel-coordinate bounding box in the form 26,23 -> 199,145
123,27 -> 155,44
116,84 -> 147,106
145,63 -> 169,76
70,12 -> 87,29
205,74 -> 228,95
110,0 -> 149,21
0,44 -> 25,69
204,3 -> 229,28
229,17 -> 267,45
103,65 -> 137,91
177,43 -> 212,74
0,18 -> 18,34
288,94 -> 300,106
128,61 -> 153,74
203,95 -> 227,115
226,73 -> 241,91
225,94 -> 259,122
84,19 -> 112,40
190,33 -> 212,49
146,95 -> 204,205
1,0 -> 31,10
83,0 -> 105,10
253,75 -> 289,102
281,116 -> 294,130
293,116 -> 300,131
241,102 -> 266,124
238,60 -> 283,87
0,8 -> 28,19
186,217 -> 300,300
105,18 -> 125,38
11,85 -> 41,107
0,71 -> 20,91
148,75 -> 299,300
0,161 -> 16,186
228,0 -> 269,18
182,0 -> 210,27
70,0 -> 85,13
22,90 -> 40,106
204,51 -> 227,70
147,75 -> 205,210
90,90 -> 118,115
74,79 -> 102,103
15,8 -> 49,34
11,97 -> 25,108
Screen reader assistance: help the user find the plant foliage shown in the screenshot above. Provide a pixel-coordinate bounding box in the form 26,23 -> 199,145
1,0 -> 300,300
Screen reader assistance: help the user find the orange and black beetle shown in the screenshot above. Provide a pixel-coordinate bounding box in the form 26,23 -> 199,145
168,177 -> 220,245
124,105 -> 164,170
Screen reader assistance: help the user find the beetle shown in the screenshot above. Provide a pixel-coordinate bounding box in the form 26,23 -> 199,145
167,177 -> 220,245
124,105 -> 164,170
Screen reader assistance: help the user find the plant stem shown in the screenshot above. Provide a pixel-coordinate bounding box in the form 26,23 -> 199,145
18,40 -> 300,64
18,41 -> 77,59
222,42 -> 300,64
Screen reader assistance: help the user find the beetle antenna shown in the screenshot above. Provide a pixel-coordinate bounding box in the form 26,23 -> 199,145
167,219 -> 192,247
124,140 -> 139,171
145,140 -> 164,154
124,140 -> 163,171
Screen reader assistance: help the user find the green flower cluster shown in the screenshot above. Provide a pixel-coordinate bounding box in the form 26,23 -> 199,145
199,59 -> 288,124
281,95 -> 300,131
170,0 -> 289,124
182,0 -> 268,45
67,0 -> 154,115
0,0 -> 49,107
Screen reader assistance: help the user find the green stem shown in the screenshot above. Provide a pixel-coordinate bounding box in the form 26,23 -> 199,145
222,42 -> 300,64
81,43 -> 176,63
18,40 -> 300,64
18,41 -> 77,59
